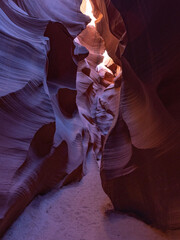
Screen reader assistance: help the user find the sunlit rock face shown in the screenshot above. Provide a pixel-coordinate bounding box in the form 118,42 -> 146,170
0,0 -> 124,236
0,0 -> 89,236
101,0 -> 180,230
0,0 -> 179,236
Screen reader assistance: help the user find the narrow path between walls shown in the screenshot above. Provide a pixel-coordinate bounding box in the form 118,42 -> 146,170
3,158 -> 177,240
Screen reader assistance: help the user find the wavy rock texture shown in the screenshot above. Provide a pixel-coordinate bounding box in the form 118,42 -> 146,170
0,0 -> 125,236
101,0 -> 180,230
0,0 -> 90,236
0,0 -> 180,237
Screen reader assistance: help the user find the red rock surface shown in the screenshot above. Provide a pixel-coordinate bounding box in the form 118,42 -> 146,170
101,0 -> 180,230
0,0 -> 179,236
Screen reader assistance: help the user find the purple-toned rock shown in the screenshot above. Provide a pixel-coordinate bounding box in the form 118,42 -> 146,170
101,0 -> 180,230
0,0 -> 179,236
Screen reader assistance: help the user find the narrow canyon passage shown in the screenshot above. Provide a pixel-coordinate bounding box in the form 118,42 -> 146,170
0,0 -> 179,237
3,159 -> 175,240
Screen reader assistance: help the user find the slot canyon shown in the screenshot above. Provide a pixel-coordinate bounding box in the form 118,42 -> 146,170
0,0 -> 180,239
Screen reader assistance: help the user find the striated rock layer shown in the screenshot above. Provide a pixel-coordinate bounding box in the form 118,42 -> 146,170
0,0 -> 180,236
101,0 -> 180,230
0,0 -> 124,236
0,0 -> 89,236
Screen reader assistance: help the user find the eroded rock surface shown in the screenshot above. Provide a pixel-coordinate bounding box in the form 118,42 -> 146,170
0,0 -> 124,236
101,0 -> 180,230
0,0 -> 179,236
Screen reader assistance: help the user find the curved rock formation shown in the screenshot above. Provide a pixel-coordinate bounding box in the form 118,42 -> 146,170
101,0 -> 180,230
0,0 -> 125,236
0,0 -> 179,236
0,0 -> 88,236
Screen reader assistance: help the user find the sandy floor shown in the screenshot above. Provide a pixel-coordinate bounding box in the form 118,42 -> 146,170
3,159 -> 180,240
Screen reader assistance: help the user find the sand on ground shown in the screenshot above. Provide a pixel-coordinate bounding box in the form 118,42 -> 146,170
3,159 -> 180,240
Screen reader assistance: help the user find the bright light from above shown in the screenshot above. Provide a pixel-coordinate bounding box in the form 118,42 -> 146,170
79,0 -> 121,82
80,0 -> 97,27
96,50 -> 114,77
102,50 -> 114,68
